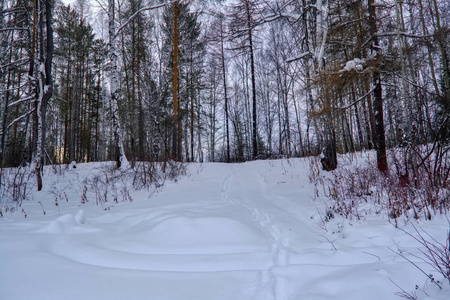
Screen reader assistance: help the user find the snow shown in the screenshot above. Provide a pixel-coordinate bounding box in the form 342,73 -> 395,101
1,158 -> 449,300
38,62 -> 45,74
340,58 -> 365,73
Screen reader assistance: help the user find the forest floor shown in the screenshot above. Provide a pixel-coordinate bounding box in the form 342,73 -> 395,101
1,157 -> 449,300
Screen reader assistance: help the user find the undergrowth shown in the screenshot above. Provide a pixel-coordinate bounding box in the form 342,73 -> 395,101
312,144 -> 450,223
81,160 -> 186,209
311,144 -> 450,298
0,160 -> 186,215
0,166 -> 35,216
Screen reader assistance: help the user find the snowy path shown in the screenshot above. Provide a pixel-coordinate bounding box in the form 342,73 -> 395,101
1,159 -> 449,300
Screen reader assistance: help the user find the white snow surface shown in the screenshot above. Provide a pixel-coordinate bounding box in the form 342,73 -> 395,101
1,158 -> 449,300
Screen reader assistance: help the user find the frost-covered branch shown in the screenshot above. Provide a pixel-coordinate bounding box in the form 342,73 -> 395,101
341,88 -> 376,110
115,0 -> 177,38
0,81 -> 29,93
7,95 -> 34,108
376,31 -> 434,38
1,58 -> 29,71
286,52 -> 311,63
7,108 -> 35,130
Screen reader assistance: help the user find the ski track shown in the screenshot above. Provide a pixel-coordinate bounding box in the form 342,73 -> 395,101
221,163 -> 299,300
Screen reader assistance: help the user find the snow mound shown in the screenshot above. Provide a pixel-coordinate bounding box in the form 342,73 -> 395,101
41,216 -> 273,272
111,216 -> 269,255
37,210 -> 87,234
74,210 -> 86,225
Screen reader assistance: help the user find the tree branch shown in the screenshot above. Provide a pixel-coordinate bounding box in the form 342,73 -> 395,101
7,108 -> 35,130
115,0 -> 178,38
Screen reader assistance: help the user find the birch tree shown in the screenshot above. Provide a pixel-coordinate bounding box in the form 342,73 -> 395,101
7,0 -> 56,191
108,0 -> 130,169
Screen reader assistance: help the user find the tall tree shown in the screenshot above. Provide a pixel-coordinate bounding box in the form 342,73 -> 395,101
54,3 -> 105,164
119,0 -> 152,161
171,1 -> 180,160
229,0 -> 262,159
108,0 -> 129,169
161,1 -> 204,162
28,0 -> 54,191
368,0 -> 388,173
209,12 -> 231,162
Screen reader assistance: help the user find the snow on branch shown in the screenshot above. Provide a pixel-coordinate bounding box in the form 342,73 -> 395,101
339,58 -> 366,73
115,0 -> 178,38
0,81 -> 29,93
0,27 -> 29,33
1,58 -> 29,71
7,95 -> 33,108
376,31 -> 434,39
7,108 -> 35,130
260,0 -> 305,25
286,52 -> 311,63
340,88 -> 376,111
261,12 -> 301,24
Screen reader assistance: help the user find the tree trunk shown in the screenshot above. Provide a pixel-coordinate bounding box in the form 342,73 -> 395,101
244,0 -> 258,159
221,30 -> 230,163
431,0 -> 450,107
0,0 -> 9,170
137,29 -> 144,160
417,0 -> 440,98
108,0 -> 129,169
368,0 -> 388,173
190,78 -> 195,162
172,1 -> 181,161
32,0 -> 53,191
0,59 -> 10,170
321,126 -> 337,171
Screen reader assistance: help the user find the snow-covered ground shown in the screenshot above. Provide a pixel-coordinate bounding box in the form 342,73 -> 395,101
1,158 -> 449,300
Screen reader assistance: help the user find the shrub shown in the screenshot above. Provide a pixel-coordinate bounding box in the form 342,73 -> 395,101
315,144 -> 450,221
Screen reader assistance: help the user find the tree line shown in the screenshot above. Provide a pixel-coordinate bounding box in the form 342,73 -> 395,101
1,0 -> 449,185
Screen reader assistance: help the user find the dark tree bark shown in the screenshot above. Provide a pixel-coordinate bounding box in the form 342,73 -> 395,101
368,0 -> 388,174
229,0 -> 261,160
171,0 -> 181,161
244,0 -> 258,159
221,27 -> 231,163
321,129 -> 337,171
31,0 -> 54,191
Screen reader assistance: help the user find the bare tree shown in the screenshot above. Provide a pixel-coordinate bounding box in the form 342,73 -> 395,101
108,0 -> 130,169
229,0 -> 263,159
368,0 -> 388,173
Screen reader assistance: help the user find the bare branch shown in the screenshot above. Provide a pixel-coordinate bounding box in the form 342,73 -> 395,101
7,95 -> 34,108
115,0 -> 177,38
344,87 -> 376,110
7,108 -> 35,130
376,31 -> 434,39
286,52 -> 311,63
1,58 -> 29,71
0,27 -> 29,33
0,81 -> 29,93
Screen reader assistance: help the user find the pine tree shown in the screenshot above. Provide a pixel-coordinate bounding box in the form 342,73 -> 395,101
161,1 -> 204,161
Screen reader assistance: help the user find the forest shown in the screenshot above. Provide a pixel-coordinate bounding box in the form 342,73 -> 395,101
0,0 -> 449,195
1,2 -> 450,297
